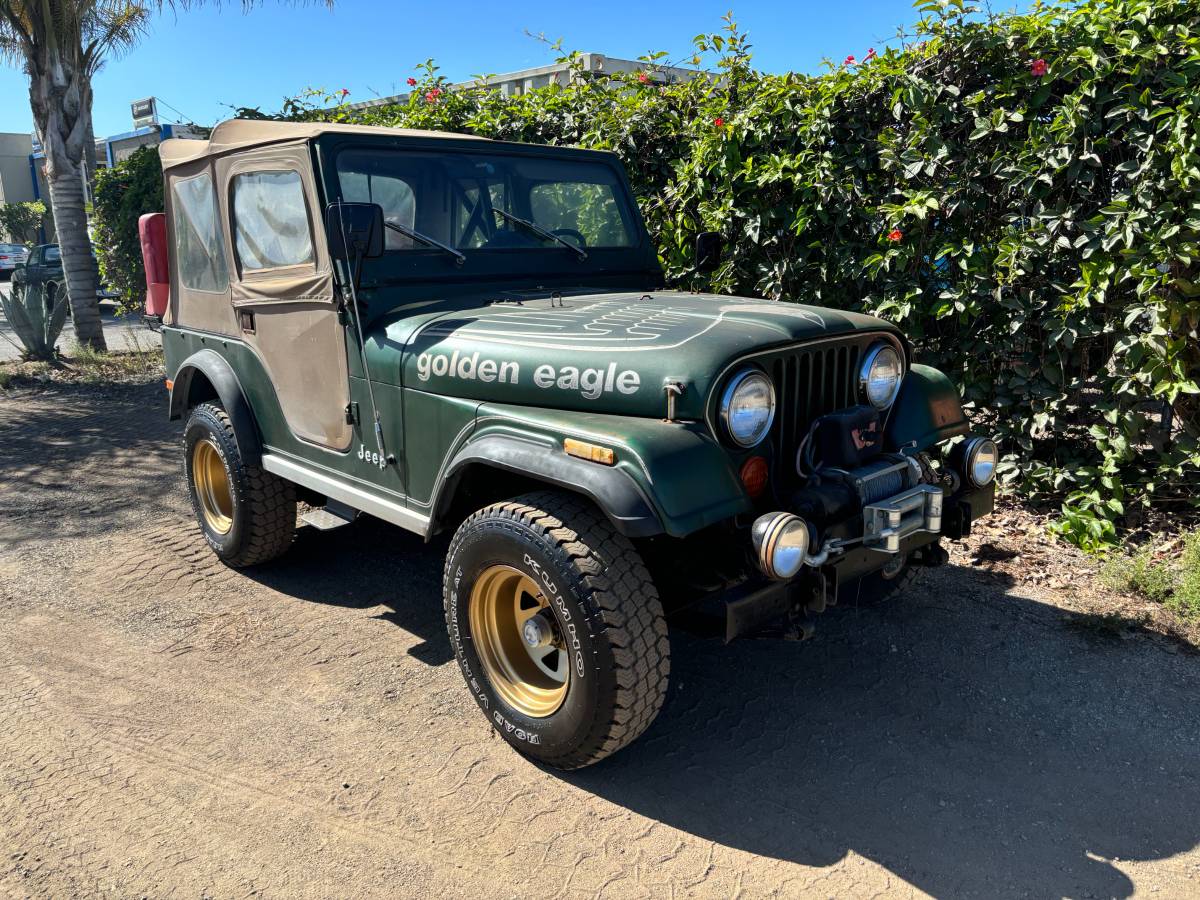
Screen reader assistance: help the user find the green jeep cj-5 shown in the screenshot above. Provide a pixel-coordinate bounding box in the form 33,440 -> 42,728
146,120 -> 996,769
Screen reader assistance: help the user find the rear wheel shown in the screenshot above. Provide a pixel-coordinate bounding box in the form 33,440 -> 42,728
184,401 -> 296,567
444,491 -> 669,769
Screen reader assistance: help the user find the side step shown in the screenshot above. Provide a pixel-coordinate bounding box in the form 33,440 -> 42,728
299,499 -> 359,531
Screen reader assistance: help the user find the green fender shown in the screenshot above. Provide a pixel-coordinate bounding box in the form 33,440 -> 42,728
885,363 -> 969,451
438,403 -> 753,539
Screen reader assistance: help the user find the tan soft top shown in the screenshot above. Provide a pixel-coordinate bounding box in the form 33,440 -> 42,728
159,119 -> 488,170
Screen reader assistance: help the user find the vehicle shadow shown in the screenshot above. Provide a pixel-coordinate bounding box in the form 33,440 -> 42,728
558,569 -> 1200,898
241,515 -> 456,665
241,517 -> 1200,897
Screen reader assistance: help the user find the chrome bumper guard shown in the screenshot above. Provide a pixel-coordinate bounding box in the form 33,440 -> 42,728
862,484 -> 943,553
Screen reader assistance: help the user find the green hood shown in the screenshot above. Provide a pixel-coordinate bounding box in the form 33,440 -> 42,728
374,291 -> 900,420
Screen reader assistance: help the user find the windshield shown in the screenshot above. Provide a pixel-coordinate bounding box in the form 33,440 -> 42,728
44,246 -> 61,263
335,149 -> 637,255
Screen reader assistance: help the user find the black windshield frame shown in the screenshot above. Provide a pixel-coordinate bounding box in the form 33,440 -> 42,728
314,134 -> 661,288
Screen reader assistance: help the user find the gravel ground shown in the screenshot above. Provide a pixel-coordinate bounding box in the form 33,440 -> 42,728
0,280 -> 161,362
1,378 -> 1198,898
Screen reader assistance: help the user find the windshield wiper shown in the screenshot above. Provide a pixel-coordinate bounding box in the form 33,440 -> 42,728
384,221 -> 465,266
491,209 -> 588,260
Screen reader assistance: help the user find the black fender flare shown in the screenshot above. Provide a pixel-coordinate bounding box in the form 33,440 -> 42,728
169,348 -> 263,466
431,434 -> 665,539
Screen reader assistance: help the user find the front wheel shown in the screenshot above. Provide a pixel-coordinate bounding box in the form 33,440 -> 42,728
444,491 -> 669,769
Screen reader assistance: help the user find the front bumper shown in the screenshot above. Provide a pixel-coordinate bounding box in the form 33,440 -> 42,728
709,480 -> 994,642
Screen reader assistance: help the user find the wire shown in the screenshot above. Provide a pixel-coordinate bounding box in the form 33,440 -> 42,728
152,96 -> 202,127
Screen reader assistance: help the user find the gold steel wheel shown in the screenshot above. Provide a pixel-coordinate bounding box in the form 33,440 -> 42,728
469,564 -> 569,718
192,437 -> 234,535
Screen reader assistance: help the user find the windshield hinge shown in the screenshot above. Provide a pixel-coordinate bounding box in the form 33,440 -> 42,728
345,401 -> 359,425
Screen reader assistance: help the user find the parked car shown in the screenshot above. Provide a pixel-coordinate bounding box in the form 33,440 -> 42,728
150,119 -> 997,770
11,243 -> 122,305
0,242 -> 29,279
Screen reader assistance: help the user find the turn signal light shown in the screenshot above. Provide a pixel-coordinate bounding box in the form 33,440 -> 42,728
740,456 -> 769,498
564,438 -> 616,466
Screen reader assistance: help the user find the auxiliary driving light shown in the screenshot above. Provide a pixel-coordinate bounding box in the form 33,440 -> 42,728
751,512 -> 811,581
963,436 -> 998,487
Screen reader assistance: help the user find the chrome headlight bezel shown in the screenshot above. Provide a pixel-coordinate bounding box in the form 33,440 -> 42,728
719,368 -> 777,449
963,436 -> 998,487
859,343 -> 903,410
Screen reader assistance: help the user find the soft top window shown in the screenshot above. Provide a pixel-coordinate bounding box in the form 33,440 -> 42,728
171,173 -> 228,293
335,149 -> 636,254
232,170 -> 314,271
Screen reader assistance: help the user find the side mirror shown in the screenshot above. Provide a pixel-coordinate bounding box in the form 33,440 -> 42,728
325,201 -> 385,261
695,231 -> 723,274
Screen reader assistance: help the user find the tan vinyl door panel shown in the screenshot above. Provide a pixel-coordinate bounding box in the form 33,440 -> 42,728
215,141 -> 353,452
248,304 -> 353,449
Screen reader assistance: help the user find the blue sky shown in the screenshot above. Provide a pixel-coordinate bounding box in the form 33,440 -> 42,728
0,1 -> 1005,137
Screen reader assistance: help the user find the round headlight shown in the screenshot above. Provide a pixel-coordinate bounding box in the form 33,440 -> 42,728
720,369 -> 776,448
860,344 -> 903,409
751,512 -> 811,580
964,437 -> 998,487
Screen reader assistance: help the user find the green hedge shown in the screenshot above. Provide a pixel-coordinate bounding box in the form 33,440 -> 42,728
231,0 -> 1198,547
92,145 -> 163,315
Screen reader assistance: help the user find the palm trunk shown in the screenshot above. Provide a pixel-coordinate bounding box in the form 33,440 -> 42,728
26,28 -> 106,352
47,162 -> 105,349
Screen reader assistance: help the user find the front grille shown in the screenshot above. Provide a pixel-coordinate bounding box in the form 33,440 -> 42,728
771,339 -> 864,460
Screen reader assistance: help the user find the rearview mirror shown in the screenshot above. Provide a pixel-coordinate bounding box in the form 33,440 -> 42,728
325,202 -> 385,261
695,231 -> 723,274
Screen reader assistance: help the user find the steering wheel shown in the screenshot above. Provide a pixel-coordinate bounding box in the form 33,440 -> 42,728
551,228 -> 588,250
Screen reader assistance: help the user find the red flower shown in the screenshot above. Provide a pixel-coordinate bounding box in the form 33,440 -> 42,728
637,72 -> 648,83
887,228 -> 903,242
339,88 -> 350,96
406,77 -> 417,87
432,87 -> 442,97
1031,58 -> 1048,77
864,48 -> 876,62
425,91 -> 438,104
713,116 -> 725,128
844,54 -> 856,66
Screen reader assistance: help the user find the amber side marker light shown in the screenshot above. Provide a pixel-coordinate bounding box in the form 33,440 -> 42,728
564,438 -> 616,466
164,378 -> 173,391
740,456 -> 769,498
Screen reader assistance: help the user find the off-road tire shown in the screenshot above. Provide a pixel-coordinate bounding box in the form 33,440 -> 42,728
183,401 -> 296,568
841,561 -> 923,607
444,491 -> 670,769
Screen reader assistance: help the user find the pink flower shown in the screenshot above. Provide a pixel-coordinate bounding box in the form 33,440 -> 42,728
844,54 -> 856,66
713,116 -> 725,128
864,48 -> 876,62
637,72 -> 648,83
407,77 -> 417,87
1031,58 -> 1048,77
425,91 -> 438,104
887,228 -> 903,242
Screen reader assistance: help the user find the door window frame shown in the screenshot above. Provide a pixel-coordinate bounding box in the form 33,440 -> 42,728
228,166 -> 319,282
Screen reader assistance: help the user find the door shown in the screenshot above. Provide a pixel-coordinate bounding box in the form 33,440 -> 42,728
217,143 -> 353,452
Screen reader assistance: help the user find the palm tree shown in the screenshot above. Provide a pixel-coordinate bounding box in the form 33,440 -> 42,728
0,3 -> 151,351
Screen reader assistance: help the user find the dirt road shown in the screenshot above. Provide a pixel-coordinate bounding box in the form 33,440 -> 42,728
1,379 -> 1198,898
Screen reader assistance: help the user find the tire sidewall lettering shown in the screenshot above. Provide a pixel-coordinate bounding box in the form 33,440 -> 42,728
445,519 -> 604,756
